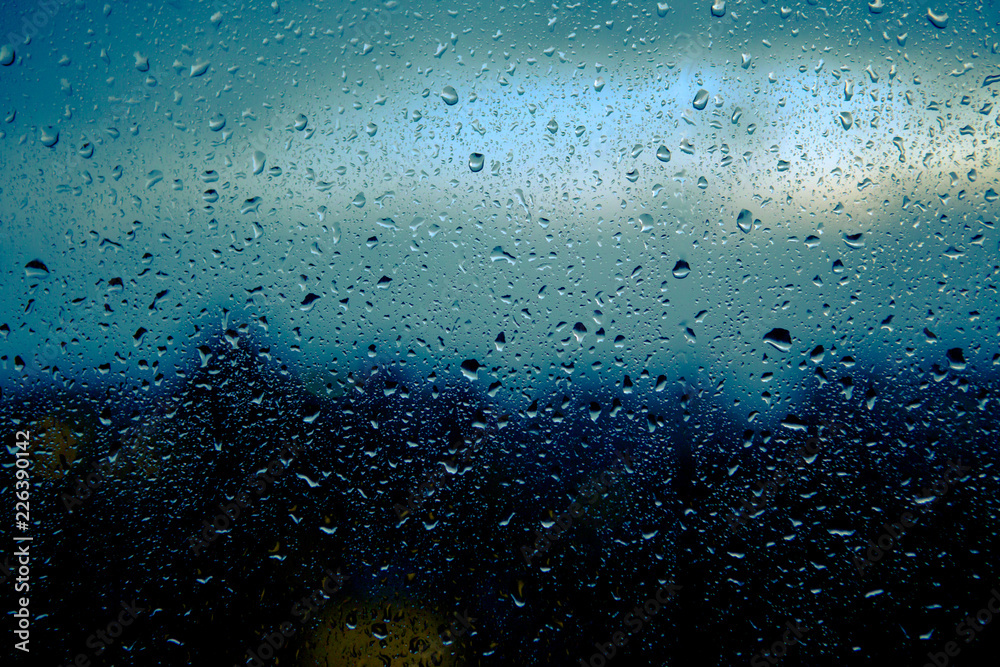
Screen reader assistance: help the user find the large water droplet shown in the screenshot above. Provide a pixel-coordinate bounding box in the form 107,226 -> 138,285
546,119 -> 559,134
293,113 -> 308,131
693,89 -> 709,110
441,85 -> 459,105
252,150 -> 265,175
352,193 -> 366,208
469,153 -> 484,172
25,259 -> 49,278
838,111 -> 853,130
868,0 -> 884,13
40,126 -> 59,147
0,45 -> 14,66
926,8 -> 948,28
737,209 -> 753,233
209,114 -> 226,131
672,260 -> 691,279
763,328 -> 792,352
711,0 -> 726,17
656,145 -> 671,162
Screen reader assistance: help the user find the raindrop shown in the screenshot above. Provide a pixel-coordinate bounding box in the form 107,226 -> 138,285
365,122 -> 377,136
693,89 -> 709,110
926,8 -> 948,28
352,193 -> 366,208
626,169 -> 639,182
25,259 -> 49,278
838,112 -> 853,130
460,359 -> 481,380
711,0 -> 726,17
300,293 -> 321,311
655,145 -> 671,162
868,0 -> 884,13
0,45 -> 14,66
844,232 -> 864,248
546,119 -> 559,134
594,77 -> 605,92
810,346 -> 825,363
946,348 -> 966,370
736,209 -> 753,233
209,114 -> 226,131
78,142 -> 94,159
441,85 -> 459,105
763,328 -> 792,352
469,153 -> 484,172
40,126 -> 59,147
252,150 -> 266,175
294,113 -> 308,131
672,260 -> 691,279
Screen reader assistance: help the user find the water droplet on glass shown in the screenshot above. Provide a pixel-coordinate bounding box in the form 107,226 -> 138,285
0,45 -> 14,66
711,0 -> 726,17
594,77 -> 605,92
469,153 -> 484,172
672,260 -> 691,279
209,114 -> 226,131
656,145 -> 671,162
926,8 -> 948,28
300,293 -> 321,311
365,122 -> 377,136
838,111 -> 853,130
352,193 -> 366,208
294,113 -> 307,131
763,328 -> 792,352
25,259 -> 49,278
78,142 -> 94,159
441,85 -> 459,105
546,119 -> 559,134
737,209 -> 753,233
693,89 -> 709,110
626,169 -> 639,182
40,126 -> 59,147
844,232 -> 864,249
252,151 -> 266,175
460,359 -> 481,380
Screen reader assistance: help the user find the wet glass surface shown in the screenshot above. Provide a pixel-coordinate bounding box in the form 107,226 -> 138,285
1,0 -> 999,665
